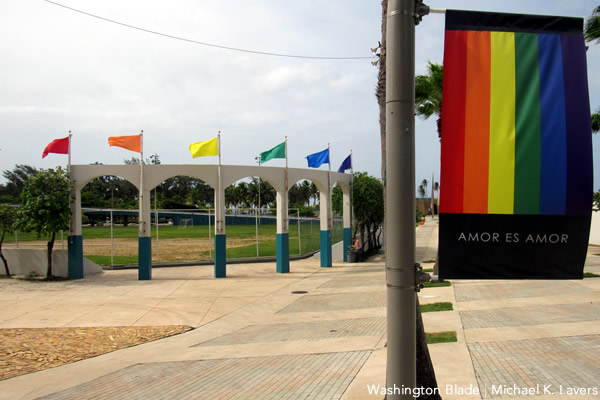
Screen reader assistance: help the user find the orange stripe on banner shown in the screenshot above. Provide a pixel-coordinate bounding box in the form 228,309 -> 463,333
463,31 -> 491,214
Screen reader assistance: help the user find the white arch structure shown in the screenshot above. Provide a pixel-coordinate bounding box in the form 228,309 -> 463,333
67,164 -> 352,280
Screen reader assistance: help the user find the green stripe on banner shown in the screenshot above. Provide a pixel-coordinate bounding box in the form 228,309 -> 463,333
514,32 -> 541,214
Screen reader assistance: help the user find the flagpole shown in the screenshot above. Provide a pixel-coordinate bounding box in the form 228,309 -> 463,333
328,142 -> 332,231
140,130 -> 145,234
68,130 -> 72,173
218,131 -> 222,167
350,149 -> 353,233
217,131 -> 222,232
285,136 -> 288,192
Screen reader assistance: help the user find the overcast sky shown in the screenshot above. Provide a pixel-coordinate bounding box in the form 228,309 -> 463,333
1,1 -> 599,191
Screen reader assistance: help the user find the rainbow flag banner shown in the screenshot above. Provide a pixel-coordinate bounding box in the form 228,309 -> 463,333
439,10 -> 593,279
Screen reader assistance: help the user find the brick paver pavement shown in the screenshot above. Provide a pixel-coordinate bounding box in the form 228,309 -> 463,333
469,335 -> 600,398
37,351 -> 372,400
460,302 -> 600,329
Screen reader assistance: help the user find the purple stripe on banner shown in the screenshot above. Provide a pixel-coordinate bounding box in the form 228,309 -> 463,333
562,35 -> 593,216
538,34 -> 566,215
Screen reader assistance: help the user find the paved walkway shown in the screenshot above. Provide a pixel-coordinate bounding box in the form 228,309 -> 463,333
1,218 -> 599,399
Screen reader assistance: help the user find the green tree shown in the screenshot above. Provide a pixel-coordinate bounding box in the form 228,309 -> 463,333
288,183 -> 305,206
1,164 -> 39,202
585,7 -> 600,133
418,179 -> 429,198
309,181 -> 319,205
585,5 -> 600,44
16,167 -> 72,278
415,61 -> 443,139
247,178 -> 276,208
0,204 -> 17,276
332,172 -> 384,251
235,182 -> 249,208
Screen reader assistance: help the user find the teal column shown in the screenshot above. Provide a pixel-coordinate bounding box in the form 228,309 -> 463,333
343,227 -> 352,262
276,233 -> 289,273
215,234 -> 226,278
68,235 -> 84,279
138,236 -> 152,280
320,230 -> 332,268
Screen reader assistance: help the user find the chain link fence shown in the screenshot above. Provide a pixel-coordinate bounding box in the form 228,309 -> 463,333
3,208 -> 342,266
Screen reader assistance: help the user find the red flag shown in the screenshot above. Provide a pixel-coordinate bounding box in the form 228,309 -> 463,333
42,136 -> 70,158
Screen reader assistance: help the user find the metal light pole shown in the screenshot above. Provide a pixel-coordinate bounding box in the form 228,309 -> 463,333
385,1 -> 426,398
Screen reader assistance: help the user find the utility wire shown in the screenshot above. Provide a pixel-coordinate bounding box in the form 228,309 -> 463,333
44,0 -> 374,60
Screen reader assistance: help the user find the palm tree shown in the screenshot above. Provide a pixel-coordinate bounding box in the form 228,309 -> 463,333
585,6 -> 600,44
415,62 -> 443,140
420,179 -> 429,197
300,180 -> 312,206
586,6 -> 600,133
418,184 -> 426,199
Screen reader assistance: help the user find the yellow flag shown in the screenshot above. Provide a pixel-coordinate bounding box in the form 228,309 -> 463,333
189,137 -> 219,158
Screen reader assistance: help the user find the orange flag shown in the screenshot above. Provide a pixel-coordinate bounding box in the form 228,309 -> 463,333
108,135 -> 141,153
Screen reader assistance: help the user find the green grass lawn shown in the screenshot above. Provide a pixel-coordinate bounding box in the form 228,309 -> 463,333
6,219 -> 344,266
426,331 -> 457,344
423,281 -> 452,288
420,302 -> 453,313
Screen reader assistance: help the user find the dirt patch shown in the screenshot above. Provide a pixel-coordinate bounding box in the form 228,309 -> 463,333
0,325 -> 192,381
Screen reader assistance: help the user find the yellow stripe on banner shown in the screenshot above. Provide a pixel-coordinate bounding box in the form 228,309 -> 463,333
488,32 -> 516,214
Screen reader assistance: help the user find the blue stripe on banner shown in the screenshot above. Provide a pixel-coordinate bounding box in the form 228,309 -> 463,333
538,34 -> 567,215
562,35 -> 593,216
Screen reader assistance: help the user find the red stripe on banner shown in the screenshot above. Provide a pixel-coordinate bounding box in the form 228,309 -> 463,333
440,30 -> 468,213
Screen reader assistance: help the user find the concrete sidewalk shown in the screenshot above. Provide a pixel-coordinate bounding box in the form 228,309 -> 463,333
0,218 -> 599,399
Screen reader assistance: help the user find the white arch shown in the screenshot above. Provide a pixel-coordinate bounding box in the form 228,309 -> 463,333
221,165 -> 284,193
68,163 -> 351,279
144,165 -> 218,190
71,164 -> 140,191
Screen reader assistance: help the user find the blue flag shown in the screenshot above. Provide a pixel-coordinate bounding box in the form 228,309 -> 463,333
306,148 -> 329,168
337,154 -> 352,173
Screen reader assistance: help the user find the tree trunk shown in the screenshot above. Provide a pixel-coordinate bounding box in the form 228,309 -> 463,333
416,297 -> 442,399
0,230 -> 9,276
377,0 -> 388,181
47,231 -> 56,278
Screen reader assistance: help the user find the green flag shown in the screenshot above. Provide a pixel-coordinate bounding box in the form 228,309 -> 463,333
259,141 -> 286,163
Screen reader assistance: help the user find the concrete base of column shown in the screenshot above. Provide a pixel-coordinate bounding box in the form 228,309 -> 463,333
343,227 -> 352,262
138,236 -> 152,280
68,235 -> 84,279
215,234 -> 226,278
276,233 -> 289,273
320,230 -> 332,268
